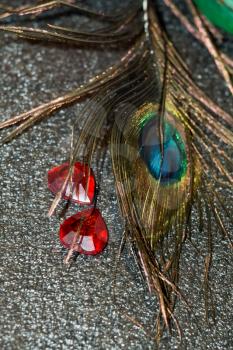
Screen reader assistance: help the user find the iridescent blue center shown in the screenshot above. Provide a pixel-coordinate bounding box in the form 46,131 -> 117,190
139,117 -> 187,184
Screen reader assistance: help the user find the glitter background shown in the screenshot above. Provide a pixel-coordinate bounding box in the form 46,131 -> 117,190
0,1 -> 232,349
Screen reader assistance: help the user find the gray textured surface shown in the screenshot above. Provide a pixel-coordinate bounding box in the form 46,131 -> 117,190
0,1 -> 232,349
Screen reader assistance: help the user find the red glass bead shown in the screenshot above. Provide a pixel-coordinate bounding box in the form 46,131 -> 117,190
59,208 -> 108,255
48,162 -> 95,205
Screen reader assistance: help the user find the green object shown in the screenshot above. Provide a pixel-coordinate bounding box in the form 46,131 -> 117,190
194,0 -> 233,34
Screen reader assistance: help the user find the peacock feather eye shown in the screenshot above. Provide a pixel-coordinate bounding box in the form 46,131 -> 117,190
119,101 -> 200,240
139,114 -> 187,185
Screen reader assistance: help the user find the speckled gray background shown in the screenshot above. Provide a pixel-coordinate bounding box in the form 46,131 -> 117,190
0,1 -> 232,349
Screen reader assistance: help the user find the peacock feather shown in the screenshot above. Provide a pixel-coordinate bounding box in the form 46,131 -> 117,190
0,0 -> 232,341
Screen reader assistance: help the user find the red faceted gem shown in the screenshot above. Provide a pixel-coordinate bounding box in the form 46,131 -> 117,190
59,208 -> 108,255
48,162 -> 95,205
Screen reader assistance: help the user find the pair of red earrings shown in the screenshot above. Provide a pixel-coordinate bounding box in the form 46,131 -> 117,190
48,162 -> 108,256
